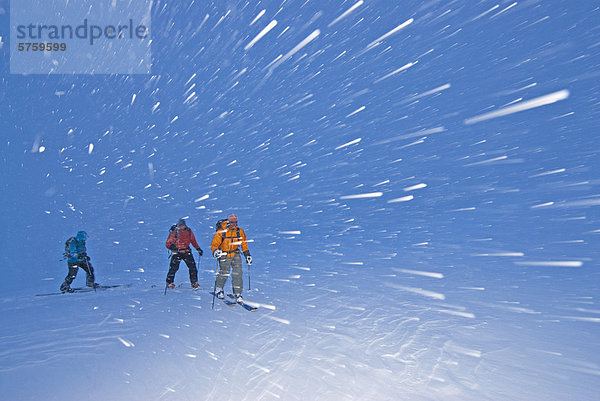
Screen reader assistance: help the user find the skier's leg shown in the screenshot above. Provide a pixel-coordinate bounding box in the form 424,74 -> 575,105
231,253 -> 243,296
81,260 -> 96,287
183,253 -> 198,285
166,254 -> 181,284
215,256 -> 231,290
60,263 -> 79,291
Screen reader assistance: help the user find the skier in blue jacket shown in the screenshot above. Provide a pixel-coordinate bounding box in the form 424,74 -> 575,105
60,231 -> 98,293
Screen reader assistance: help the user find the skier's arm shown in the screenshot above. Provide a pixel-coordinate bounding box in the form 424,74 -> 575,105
240,229 -> 252,264
69,241 -> 76,257
190,231 -> 203,255
190,230 -> 200,249
240,229 -> 249,253
165,232 -> 176,250
210,232 -> 222,252
69,240 -> 80,259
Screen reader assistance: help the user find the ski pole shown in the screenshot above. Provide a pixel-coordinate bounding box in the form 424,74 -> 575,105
211,259 -> 219,310
248,266 -> 251,291
164,283 -> 168,295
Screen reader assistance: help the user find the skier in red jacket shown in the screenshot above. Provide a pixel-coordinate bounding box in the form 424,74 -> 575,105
165,219 -> 203,288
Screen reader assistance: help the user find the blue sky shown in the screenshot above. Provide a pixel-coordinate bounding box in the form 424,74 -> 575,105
2,0 -> 598,290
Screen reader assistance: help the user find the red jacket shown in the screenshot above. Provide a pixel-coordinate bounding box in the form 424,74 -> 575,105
165,227 -> 200,250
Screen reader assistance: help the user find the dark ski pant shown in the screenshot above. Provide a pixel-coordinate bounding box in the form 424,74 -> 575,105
61,260 -> 95,290
216,253 -> 243,296
167,252 -> 198,285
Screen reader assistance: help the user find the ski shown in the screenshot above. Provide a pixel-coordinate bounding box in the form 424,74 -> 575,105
157,283 -> 202,291
223,298 -> 238,306
177,282 -> 202,291
209,292 -> 237,306
36,284 -> 130,297
227,294 -> 258,312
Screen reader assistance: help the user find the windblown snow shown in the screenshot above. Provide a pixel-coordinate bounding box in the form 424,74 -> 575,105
1,1 -> 599,401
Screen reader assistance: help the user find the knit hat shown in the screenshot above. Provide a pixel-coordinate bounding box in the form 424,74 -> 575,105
177,218 -> 187,227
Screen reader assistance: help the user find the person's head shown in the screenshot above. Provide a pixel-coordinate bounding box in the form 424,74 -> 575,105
177,218 -> 187,228
227,214 -> 238,228
76,231 -> 88,241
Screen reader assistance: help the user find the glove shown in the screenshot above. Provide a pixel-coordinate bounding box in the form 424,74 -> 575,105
169,244 -> 177,252
213,249 -> 224,258
243,250 -> 252,265
86,256 -> 91,261
78,252 -> 87,260
196,247 -> 203,256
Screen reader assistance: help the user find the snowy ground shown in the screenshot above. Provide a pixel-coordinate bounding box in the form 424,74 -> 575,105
1,245 -> 598,401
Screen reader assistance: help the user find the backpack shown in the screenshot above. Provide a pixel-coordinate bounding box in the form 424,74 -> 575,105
215,219 -> 240,239
63,237 -> 78,259
170,224 -> 192,239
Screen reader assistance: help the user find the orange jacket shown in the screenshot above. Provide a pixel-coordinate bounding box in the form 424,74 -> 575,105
166,227 -> 200,251
211,225 -> 249,257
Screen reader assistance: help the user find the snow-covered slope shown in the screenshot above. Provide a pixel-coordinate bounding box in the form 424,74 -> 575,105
1,0 -> 599,400
1,252 -> 598,401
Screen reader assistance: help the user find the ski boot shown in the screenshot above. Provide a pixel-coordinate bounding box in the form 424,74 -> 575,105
60,284 -> 74,293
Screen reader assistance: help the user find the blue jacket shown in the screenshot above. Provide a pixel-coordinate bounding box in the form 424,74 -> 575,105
68,231 -> 88,263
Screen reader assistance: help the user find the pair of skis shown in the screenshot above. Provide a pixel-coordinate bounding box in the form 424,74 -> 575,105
210,292 -> 258,312
35,284 -> 130,297
37,284 -> 258,312
162,282 -> 202,295
163,284 -> 258,312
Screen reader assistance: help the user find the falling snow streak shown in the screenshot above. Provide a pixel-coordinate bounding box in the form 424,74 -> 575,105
365,18 -> 414,51
328,1 -> 364,27
374,62 -> 417,83
268,30 -> 320,72
339,192 -> 383,200
464,90 -> 570,124
245,20 -> 278,50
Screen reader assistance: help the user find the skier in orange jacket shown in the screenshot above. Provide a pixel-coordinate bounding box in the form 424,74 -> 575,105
211,214 -> 252,302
